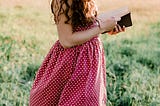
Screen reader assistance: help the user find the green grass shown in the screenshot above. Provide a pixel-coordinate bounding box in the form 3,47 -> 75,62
0,4 -> 160,106
103,22 -> 160,106
0,6 -> 48,106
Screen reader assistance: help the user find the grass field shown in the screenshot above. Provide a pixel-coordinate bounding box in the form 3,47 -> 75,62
0,0 -> 160,106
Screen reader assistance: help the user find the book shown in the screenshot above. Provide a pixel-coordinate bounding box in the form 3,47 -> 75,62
117,12 -> 132,28
101,7 -> 132,34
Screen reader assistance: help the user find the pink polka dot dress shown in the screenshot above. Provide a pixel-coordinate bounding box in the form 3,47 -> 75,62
29,22 -> 107,106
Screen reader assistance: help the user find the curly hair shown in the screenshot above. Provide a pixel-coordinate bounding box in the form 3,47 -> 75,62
51,0 -> 98,31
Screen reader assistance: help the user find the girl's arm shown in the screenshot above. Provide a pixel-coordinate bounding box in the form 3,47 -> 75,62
57,11 -> 123,48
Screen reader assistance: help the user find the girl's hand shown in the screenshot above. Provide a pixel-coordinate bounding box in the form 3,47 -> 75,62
108,24 -> 125,35
97,14 -> 121,34
98,17 -> 117,33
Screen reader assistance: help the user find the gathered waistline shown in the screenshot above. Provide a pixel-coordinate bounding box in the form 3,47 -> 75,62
56,35 -> 100,50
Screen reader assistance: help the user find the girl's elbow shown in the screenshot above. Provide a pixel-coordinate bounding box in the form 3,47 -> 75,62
59,40 -> 74,49
59,34 -> 79,49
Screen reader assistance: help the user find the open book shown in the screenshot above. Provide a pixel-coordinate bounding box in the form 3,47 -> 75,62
101,7 -> 132,34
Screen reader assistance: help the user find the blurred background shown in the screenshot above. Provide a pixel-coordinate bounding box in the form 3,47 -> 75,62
0,0 -> 160,106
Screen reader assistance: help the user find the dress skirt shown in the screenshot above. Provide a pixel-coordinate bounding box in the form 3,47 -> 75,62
29,36 -> 107,106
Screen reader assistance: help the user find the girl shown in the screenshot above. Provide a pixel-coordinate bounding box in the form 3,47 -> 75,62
29,0 -> 125,106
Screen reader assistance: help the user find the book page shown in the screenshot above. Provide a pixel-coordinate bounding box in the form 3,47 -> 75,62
98,7 -> 130,21
106,7 -> 130,18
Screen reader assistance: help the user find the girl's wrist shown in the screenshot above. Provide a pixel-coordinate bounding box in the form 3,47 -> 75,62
95,18 -> 106,34
95,18 -> 103,33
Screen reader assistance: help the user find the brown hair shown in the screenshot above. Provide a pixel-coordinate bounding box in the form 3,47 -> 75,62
51,0 -> 98,31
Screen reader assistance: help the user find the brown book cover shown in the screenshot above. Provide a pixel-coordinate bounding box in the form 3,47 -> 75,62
117,12 -> 132,28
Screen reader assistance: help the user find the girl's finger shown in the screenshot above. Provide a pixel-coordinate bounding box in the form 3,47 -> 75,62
117,24 -> 123,32
122,26 -> 125,31
108,30 -> 113,35
111,30 -> 118,35
110,30 -> 115,35
114,25 -> 119,32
